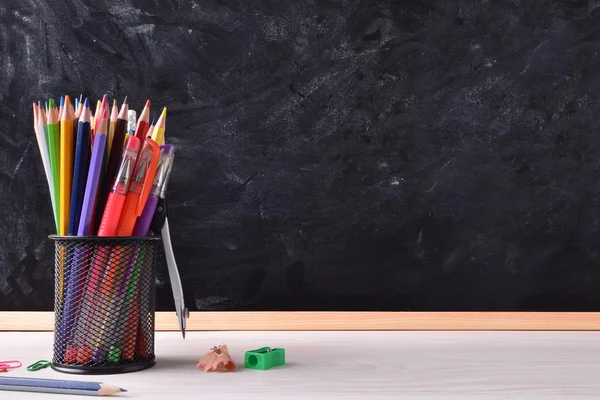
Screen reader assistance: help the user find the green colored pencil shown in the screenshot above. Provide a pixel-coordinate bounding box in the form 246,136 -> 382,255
46,99 -> 60,232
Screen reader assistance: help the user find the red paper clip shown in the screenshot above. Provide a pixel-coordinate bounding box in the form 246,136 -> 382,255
0,360 -> 22,372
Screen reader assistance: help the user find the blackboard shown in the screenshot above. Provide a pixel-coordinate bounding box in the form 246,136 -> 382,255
2,0 -> 600,312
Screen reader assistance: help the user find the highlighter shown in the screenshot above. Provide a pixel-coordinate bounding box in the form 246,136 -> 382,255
97,136 -> 141,236
132,145 -> 175,236
115,138 -> 160,236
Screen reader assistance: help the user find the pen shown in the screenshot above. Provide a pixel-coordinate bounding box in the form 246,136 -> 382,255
133,145 -> 175,236
97,136 -> 140,236
148,145 -> 187,338
115,138 -> 160,236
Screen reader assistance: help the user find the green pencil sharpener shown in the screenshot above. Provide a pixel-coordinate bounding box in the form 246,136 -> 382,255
244,347 -> 285,370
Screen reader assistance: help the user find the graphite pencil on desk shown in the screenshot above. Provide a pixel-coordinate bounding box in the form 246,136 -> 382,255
0,376 -> 126,396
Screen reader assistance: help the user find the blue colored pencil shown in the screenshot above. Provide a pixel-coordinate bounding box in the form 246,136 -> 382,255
68,98 -> 91,235
0,376 -> 126,396
60,99 -> 92,359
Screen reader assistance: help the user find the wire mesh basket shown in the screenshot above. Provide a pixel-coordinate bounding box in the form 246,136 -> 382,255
50,235 -> 159,374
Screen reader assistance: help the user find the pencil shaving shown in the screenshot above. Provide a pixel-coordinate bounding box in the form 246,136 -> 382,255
196,344 -> 236,372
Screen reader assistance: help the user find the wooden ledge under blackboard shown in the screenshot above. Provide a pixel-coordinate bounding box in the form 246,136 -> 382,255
0,312 -> 598,331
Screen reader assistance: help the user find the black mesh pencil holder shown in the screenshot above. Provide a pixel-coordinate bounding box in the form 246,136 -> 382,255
49,235 -> 160,374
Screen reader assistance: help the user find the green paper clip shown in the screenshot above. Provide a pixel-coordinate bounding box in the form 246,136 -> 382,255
26,360 -> 51,371
244,347 -> 285,370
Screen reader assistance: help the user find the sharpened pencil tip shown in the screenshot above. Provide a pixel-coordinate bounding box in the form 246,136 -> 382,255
123,95 -> 128,104
60,96 -> 64,106
120,388 -> 128,392
162,107 -> 167,116
84,97 -> 89,107
145,99 -> 151,108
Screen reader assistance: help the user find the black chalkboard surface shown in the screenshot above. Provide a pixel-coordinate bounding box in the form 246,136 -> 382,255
1,1 -> 600,312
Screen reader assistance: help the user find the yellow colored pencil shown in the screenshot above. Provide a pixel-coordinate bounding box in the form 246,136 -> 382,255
152,107 -> 166,145
59,96 -> 75,235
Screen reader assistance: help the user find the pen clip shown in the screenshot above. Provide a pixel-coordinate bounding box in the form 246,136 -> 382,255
136,138 -> 161,216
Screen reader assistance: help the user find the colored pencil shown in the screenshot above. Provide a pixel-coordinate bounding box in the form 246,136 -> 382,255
152,107 -> 167,146
68,99 -> 91,236
58,96 -> 64,121
108,99 -> 119,154
72,111 -> 108,364
60,100 -> 92,358
59,96 -> 76,235
46,99 -> 61,232
145,119 -> 155,143
35,105 -> 58,231
0,376 -> 126,396
133,100 -> 150,141
95,99 -> 129,236
78,110 -> 108,235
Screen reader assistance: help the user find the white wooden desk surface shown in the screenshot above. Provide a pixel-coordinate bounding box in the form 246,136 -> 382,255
0,331 -> 599,399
